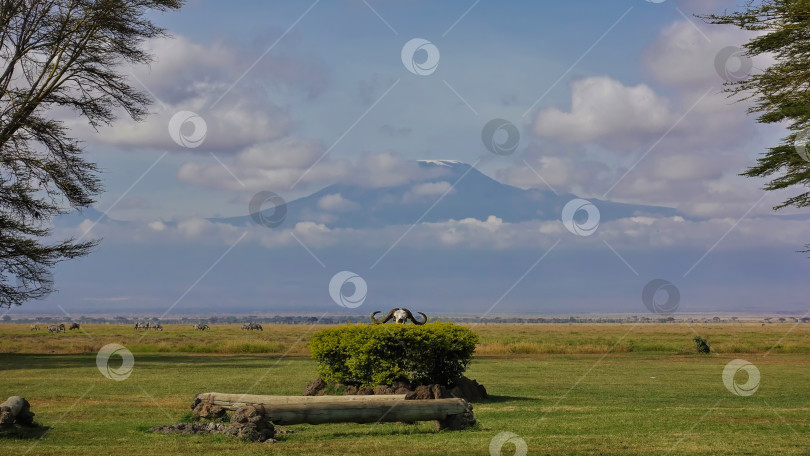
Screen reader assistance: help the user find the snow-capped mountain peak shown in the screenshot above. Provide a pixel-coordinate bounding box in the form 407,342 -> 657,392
207,159 -> 678,229
417,159 -> 463,167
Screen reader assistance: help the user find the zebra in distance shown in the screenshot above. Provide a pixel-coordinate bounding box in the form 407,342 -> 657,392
241,322 -> 262,331
193,323 -> 209,331
135,321 -> 162,330
47,324 -> 65,333
30,324 -> 39,331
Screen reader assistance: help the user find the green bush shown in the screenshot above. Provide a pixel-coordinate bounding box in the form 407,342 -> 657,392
310,322 -> 478,387
693,335 -> 711,354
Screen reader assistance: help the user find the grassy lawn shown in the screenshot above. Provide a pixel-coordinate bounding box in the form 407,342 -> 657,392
1,324 -> 809,455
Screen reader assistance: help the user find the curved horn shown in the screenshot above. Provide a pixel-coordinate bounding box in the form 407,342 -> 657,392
381,308 -> 399,324
402,308 -> 427,325
370,311 -> 383,324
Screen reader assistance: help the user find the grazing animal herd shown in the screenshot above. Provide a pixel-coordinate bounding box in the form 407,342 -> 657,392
27,321 -> 274,333
134,321 -> 163,331
33,322 -> 219,332
30,323 -> 81,333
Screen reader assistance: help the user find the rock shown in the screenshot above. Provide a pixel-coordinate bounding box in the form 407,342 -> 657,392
431,384 -> 450,399
393,386 -> 410,395
225,423 -> 259,440
150,423 -> 211,434
405,385 -> 433,400
192,401 -> 227,421
343,385 -> 358,395
373,385 -> 394,395
229,405 -> 275,442
358,386 -> 374,395
302,377 -> 327,396
449,376 -> 488,402
231,405 -> 265,425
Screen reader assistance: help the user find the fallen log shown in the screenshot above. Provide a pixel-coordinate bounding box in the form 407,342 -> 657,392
195,392 -> 407,409
193,393 -> 476,430
0,396 -> 34,426
259,398 -> 472,428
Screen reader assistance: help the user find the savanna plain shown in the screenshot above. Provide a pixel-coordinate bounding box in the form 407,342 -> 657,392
1,322 -> 808,455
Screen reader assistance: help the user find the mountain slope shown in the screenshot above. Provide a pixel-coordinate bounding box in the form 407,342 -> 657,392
215,160 -> 679,228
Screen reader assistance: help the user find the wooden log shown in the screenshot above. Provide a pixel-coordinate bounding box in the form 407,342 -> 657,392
250,398 -> 467,426
0,396 -> 30,426
195,392 -> 407,410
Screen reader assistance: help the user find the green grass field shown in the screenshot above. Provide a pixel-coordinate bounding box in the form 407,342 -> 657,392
1,323 -> 809,455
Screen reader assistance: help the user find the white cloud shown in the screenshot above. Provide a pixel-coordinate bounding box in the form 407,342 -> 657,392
178,149 -> 444,193
644,20 -> 764,89
403,181 -> 453,203
148,221 -> 166,231
317,194 -> 361,212
509,17 -> 781,220
176,137 -> 345,191
66,35 -> 324,153
533,76 -> 677,148
60,207 -> 810,256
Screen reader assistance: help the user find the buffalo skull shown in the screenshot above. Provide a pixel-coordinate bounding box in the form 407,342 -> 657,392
370,308 -> 427,325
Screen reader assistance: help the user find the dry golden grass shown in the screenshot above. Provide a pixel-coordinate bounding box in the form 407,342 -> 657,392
2,322 -> 808,356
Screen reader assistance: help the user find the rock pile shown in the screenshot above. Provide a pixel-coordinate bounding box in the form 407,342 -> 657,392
191,400 -> 227,421
302,376 -> 488,402
149,422 -> 227,435
150,400 -> 278,442
226,405 -> 275,442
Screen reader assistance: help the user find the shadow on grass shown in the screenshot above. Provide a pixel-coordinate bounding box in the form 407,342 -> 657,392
0,424 -> 51,440
476,394 -> 535,404
0,353 -> 311,371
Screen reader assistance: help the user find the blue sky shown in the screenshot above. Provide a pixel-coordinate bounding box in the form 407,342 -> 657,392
92,0 -> 703,218
13,0 -> 810,317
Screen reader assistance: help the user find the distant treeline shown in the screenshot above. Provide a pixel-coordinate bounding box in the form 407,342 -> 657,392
1,315 -> 807,325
